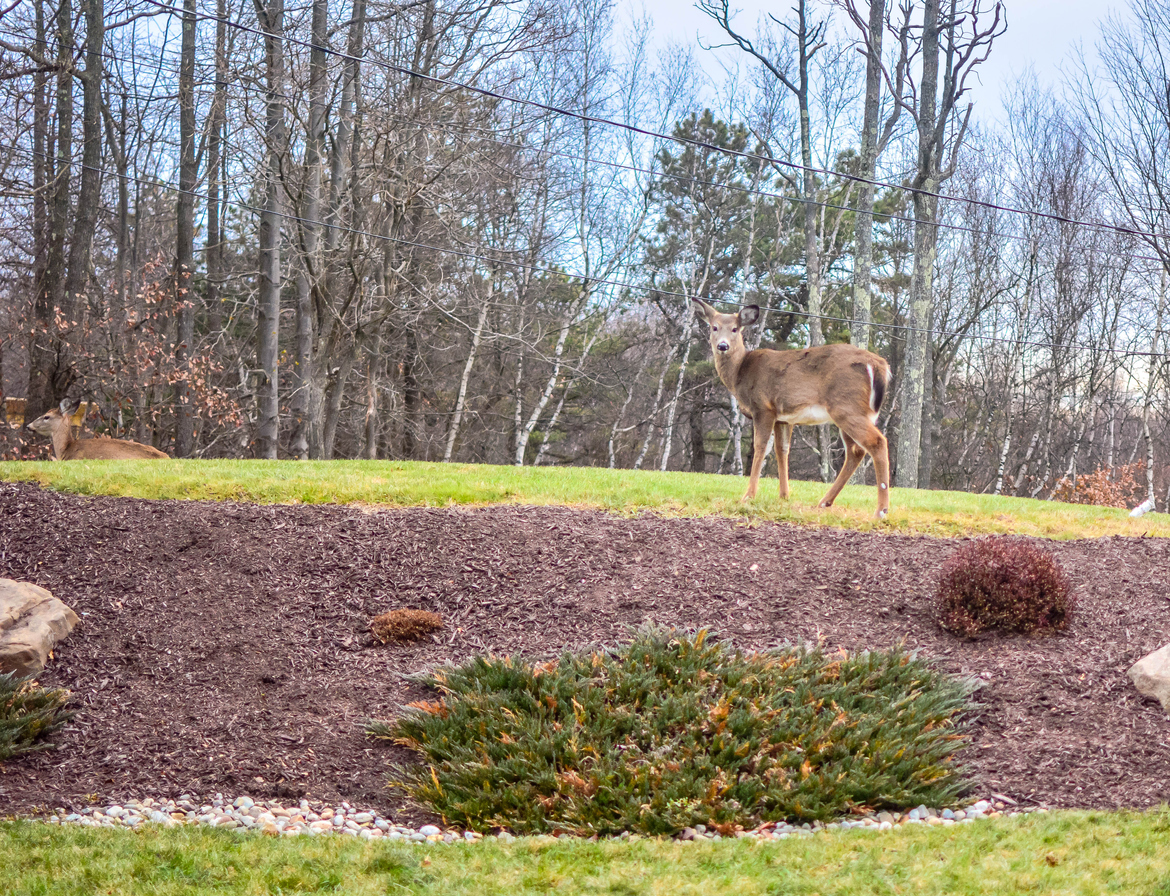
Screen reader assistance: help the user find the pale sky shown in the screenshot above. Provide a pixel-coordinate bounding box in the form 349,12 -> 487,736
631,0 -> 1117,118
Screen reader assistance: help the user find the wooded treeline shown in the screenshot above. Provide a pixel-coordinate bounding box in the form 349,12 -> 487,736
1,0 -> 1169,508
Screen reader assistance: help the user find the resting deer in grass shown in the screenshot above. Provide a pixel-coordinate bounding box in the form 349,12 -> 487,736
26,399 -> 169,460
693,298 -> 892,518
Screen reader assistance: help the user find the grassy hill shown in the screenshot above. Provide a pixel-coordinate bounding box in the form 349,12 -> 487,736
0,458 -> 1166,540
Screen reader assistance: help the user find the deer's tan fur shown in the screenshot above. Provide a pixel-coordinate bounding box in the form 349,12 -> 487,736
27,400 -> 169,460
693,299 -> 892,518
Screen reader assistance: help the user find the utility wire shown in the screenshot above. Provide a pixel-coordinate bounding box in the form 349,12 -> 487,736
133,0 -> 1170,251
7,32 -> 1164,272
12,141 -> 1167,362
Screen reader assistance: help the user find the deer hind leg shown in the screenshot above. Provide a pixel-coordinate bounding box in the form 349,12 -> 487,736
773,421 -> 792,499
819,430 -> 866,509
742,411 -> 776,502
833,417 -> 891,518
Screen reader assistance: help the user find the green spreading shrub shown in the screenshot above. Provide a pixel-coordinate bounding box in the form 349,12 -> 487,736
937,538 -> 1074,637
368,629 -> 973,835
0,672 -> 73,760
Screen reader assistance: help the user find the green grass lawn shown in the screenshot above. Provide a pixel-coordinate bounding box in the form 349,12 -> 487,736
2,809 -> 1169,895
0,458 -> 1166,539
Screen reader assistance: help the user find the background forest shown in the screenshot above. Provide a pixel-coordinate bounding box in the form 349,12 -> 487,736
1,0 -> 1168,508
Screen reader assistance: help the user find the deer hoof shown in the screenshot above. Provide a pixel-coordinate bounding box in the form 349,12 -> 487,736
875,508 -> 889,519
818,500 -> 832,509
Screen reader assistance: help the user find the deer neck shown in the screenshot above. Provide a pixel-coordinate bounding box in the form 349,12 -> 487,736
713,342 -> 748,394
51,420 -> 75,460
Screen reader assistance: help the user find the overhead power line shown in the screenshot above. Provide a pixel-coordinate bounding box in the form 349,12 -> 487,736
12,141 -> 1167,363
5,14 -> 1165,265
132,0 -> 1170,252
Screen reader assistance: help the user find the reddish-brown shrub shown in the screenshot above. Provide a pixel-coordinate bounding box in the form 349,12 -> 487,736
1049,463 -> 1143,508
370,609 -> 444,643
936,539 -> 1073,636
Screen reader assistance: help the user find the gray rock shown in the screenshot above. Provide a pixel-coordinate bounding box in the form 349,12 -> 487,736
1129,643 -> 1170,713
0,579 -> 79,675
419,824 -> 441,836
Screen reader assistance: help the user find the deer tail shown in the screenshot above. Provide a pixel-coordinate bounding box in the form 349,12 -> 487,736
867,362 -> 889,414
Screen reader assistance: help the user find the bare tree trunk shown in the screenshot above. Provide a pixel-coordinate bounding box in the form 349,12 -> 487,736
363,354 -> 378,459
1136,269 -> 1166,506
848,0 -> 889,350
634,343 -> 677,471
895,0 -> 942,488
608,347 -> 651,469
63,0 -> 102,326
514,289 -> 589,465
310,0 -> 364,459
919,333 -> 935,488
254,0 -> 286,458
205,0 -> 227,335
322,344 -> 357,459
290,0 -> 327,460
659,317 -> 694,471
31,0 -> 48,334
175,0 -> 197,456
1014,429 -> 1040,496
29,0 -> 74,416
535,326 -> 601,466
729,396 -> 744,475
445,284 -> 492,462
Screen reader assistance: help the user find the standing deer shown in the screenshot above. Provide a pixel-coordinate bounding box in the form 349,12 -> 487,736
693,298 -> 892,518
26,399 -> 169,460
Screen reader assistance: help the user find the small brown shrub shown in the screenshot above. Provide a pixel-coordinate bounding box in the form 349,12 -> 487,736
936,538 -> 1073,637
1049,462 -> 1143,508
370,609 -> 444,643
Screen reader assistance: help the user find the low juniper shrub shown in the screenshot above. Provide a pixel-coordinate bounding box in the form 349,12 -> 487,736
0,672 -> 73,760
367,629 -> 973,836
936,538 -> 1073,637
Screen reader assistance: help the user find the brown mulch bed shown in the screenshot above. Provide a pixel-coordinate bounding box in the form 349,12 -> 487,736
1,479 -> 1169,820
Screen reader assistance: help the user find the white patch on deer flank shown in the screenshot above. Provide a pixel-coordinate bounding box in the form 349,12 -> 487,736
867,364 -> 877,412
780,404 -> 831,426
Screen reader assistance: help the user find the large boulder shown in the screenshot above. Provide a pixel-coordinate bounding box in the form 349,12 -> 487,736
1129,643 -> 1170,714
0,579 -> 79,676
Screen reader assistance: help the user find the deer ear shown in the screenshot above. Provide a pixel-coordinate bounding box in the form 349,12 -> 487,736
59,397 -> 81,417
692,298 -> 717,321
738,304 -> 760,327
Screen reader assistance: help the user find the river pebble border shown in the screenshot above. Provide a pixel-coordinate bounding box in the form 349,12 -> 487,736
32,794 -> 1045,842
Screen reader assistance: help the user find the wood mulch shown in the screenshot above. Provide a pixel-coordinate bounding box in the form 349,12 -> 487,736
1,480 -> 1168,820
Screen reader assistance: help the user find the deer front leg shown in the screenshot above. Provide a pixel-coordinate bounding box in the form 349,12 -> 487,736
742,412 -> 775,502
773,421 -> 792,500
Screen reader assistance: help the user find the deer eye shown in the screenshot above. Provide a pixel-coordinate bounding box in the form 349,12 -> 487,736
732,327 -> 738,333
711,325 -> 717,331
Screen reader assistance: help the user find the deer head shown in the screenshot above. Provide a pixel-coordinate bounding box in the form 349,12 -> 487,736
694,298 -> 758,359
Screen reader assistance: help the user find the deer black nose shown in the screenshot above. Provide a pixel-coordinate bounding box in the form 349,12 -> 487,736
717,340 -> 730,352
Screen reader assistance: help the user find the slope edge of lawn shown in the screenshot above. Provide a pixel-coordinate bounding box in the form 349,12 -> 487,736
0,458 -> 1165,540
